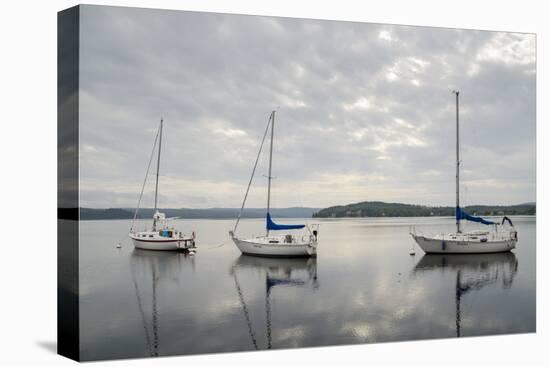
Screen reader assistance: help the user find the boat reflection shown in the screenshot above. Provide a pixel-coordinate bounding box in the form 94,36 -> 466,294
413,252 -> 518,337
229,256 -> 318,350
129,249 -> 196,357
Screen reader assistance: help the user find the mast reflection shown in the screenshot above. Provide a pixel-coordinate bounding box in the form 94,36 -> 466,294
129,249 -> 196,357
413,252 -> 518,337
229,256 -> 318,349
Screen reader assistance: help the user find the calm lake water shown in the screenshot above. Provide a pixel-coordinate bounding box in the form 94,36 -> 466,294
79,216 -> 536,361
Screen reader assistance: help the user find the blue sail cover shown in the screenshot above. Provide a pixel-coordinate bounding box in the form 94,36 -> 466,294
502,216 -> 514,226
456,207 -> 496,225
266,213 -> 305,231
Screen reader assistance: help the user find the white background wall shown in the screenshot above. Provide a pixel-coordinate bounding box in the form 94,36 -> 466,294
0,0 -> 547,366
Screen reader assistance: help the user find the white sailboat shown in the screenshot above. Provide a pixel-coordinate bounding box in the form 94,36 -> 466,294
229,111 -> 319,257
411,91 -> 517,254
129,119 -> 197,252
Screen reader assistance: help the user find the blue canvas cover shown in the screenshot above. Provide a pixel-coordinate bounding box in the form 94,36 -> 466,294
502,216 -> 514,226
266,213 -> 305,231
456,207 -> 496,225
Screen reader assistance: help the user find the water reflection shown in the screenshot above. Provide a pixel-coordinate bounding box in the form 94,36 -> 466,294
129,250 -> 196,357
79,218 -> 535,360
413,253 -> 518,337
229,256 -> 319,350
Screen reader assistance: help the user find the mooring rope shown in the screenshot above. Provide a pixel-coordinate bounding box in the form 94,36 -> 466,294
199,243 -> 226,250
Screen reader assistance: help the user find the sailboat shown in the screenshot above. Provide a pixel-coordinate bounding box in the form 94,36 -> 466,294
129,119 -> 197,251
411,91 -> 517,254
229,111 -> 319,257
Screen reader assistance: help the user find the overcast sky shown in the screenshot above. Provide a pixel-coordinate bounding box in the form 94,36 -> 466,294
79,5 -> 535,209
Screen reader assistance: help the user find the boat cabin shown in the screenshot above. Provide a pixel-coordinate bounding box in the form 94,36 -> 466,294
160,229 -> 174,238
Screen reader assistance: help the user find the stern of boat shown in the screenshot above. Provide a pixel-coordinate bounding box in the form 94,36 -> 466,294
306,241 -> 318,257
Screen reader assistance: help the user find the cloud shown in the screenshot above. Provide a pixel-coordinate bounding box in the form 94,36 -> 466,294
78,6 -> 535,208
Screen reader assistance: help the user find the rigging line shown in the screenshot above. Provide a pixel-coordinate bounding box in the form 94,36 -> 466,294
233,113 -> 273,233
284,114 -> 308,227
155,119 -> 166,214
459,121 -> 466,207
130,124 -> 161,233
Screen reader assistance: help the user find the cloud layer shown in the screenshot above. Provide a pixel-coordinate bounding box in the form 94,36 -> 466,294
79,6 -> 535,208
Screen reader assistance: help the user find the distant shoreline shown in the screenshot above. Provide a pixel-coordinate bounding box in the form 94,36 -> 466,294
63,202 -> 535,220
74,207 -> 319,220
77,214 -> 536,222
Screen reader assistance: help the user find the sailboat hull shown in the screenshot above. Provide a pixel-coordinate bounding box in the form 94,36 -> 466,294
411,234 -> 516,254
232,237 -> 317,257
130,234 -> 196,251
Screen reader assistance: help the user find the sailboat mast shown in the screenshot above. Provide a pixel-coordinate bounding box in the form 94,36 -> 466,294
454,91 -> 461,233
153,118 -> 163,230
266,111 -> 275,236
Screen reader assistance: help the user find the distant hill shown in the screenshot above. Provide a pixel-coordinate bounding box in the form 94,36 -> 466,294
77,202 -> 536,220
313,201 -> 536,218
79,207 -> 320,220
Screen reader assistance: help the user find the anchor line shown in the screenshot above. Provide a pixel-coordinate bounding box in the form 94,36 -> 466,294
200,243 -> 226,250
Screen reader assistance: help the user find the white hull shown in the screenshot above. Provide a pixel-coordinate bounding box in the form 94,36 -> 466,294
232,237 -> 317,257
411,234 -> 516,254
130,234 -> 195,251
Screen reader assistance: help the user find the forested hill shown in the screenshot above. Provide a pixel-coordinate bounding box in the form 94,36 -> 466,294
312,201 -> 536,218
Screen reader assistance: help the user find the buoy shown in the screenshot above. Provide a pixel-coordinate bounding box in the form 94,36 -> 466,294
409,249 -> 415,256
